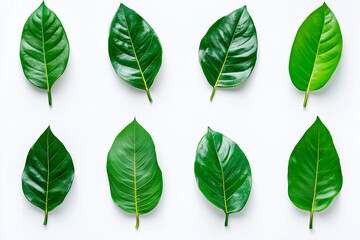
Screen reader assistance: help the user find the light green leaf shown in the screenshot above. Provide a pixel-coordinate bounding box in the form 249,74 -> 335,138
107,118 -> 163,229
289,3 -> 342,107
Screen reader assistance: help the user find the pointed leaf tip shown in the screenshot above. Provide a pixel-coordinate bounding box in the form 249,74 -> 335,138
41,1 -> 48,10
315,116 -> 323,125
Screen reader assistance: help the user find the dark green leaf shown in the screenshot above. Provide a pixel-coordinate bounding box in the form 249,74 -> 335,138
289,3 -> 342,107
199,6 -> 257,100
20,1 -> 70,106
108,3 -> 162,102
22,126 -> 74,225
288,117 -> 342,229
194,127 -> 251,226
107,118 -> 163,229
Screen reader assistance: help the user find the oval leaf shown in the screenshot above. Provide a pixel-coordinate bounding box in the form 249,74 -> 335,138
108,3 -> 162,102
194,127 -> 251,226
107,118 -> 163,229
22,126 -> 74,225
20,1 -> 70,106
289,3 -> 342,107
288,117 -> 342,229
199,6 -> 258,100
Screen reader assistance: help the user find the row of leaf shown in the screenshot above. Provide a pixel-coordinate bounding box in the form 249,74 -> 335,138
23,117 -> 342,229
20,2 -> 342,107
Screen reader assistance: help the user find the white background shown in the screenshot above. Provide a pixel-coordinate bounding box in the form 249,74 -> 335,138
0,0 -> 358,239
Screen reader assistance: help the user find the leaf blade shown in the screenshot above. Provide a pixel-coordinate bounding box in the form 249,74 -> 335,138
199,6 -> 258,100
20,1 -> 70,106
289,3 -> 342,107
108,4 -> 162,102
107,119 -> 163,228
288,117 -> 342,229
194,128 -> 251,226
22,126 -> 74,225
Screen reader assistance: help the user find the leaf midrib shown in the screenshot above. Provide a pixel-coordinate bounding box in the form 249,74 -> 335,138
45,129 -> 50,216
40,6 -> 50,94
132,123 -> 139,218
311,122 -> 320,214
305,6 -> 327,95
212,12 -> 244,92
210,133 -> 228,215
123,9 -> 150,95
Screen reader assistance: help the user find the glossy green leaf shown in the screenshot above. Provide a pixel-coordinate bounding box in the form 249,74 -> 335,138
22,126 -> 74,225
108,3 -> 162,102
289,3 -> 342,107
107,118 -> 163,229
288,117 -> 342,229
20,1 -> 70,106
194,128 -> 251,226
199,6 -> 257,100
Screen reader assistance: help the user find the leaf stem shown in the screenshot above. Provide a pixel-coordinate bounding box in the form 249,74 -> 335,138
225,213 -> 229,227
48,90 -> 52,106
303,90 -> 309,107
210,86 -> 216,101
135,213 -> 139,229
146,89 -> 152,103
43,210 -> 48,225
309,211 -> 314,229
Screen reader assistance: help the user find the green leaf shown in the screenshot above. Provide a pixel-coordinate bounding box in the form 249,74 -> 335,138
22,126 -> 74,225
194,127 -> 251,226
107,118 -> 163,229
288,117 -> 342,229
108,3 -> 162,102
289,3 -> 342,107
199,6 -> 257,100
20,1 -> 70,106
